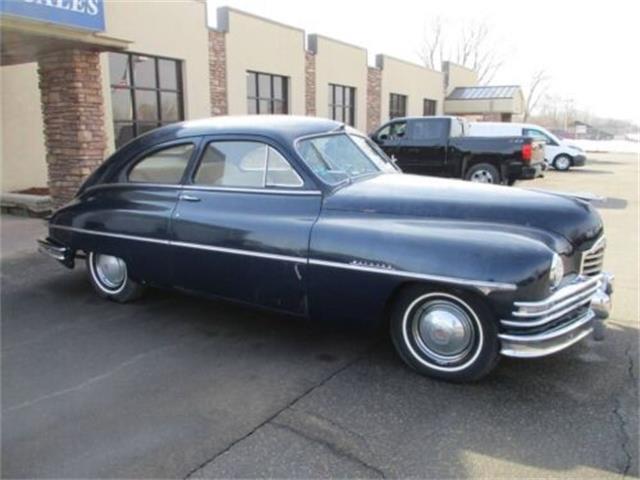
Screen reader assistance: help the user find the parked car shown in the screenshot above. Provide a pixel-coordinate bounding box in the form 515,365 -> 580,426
38,116 -> 613,381
370,116 -> 545,185
468,121 -> 587,171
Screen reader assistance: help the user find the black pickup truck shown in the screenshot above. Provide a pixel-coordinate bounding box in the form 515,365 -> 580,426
371,116 -> 545,185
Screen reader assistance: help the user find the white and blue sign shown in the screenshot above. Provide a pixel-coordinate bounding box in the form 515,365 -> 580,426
0,0 -> 105,32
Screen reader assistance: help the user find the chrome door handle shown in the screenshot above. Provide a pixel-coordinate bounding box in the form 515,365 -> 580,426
179,194 -> 201,202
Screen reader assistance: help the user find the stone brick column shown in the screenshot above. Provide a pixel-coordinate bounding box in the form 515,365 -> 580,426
305,51 -> 316,116
37,49 -> 106,207
209,30 -> 228,116
367,67 -> 382,133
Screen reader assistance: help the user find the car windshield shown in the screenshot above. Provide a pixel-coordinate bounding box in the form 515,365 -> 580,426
297,133 -> 396,185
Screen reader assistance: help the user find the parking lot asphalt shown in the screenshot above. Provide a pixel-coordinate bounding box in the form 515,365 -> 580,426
2,152 -> 638,479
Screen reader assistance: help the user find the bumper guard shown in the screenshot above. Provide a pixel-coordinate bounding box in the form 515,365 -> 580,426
37,238 -> 75,268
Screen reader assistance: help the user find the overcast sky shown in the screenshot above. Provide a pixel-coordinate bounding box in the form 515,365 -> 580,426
206,0 -> 639,124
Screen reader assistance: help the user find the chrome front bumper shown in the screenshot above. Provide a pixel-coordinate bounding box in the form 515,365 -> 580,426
499,273 -> 614,358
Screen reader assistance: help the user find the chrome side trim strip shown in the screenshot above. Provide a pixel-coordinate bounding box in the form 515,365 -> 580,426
308,259 -> 517,292
49,225 -> 515,292
50,225 -> 170,245
170,241 -> 306,264
51,225 -> 305,263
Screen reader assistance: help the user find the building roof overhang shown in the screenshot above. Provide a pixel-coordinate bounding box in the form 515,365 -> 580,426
0,16 -> 130,66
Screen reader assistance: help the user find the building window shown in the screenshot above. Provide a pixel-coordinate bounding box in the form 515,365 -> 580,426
247,71 -> 288,114
328,84 -> 355,126
389,93 -> 407,119
423,98 -> 437,116
109,52 -> 184,148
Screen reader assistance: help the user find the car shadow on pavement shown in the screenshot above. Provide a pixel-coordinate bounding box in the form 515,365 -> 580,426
562,168 -> 614,175
2,255 -> 638,479
592,197 -> 628,210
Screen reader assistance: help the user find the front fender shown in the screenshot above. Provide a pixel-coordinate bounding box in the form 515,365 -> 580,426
308,212 -> 557,325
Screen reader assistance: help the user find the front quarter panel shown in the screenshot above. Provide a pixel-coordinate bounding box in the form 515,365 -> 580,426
308,211 -> 554,327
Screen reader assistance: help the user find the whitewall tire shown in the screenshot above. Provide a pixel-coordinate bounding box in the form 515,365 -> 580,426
390,286 -> 500,381
86,251 -> 144,303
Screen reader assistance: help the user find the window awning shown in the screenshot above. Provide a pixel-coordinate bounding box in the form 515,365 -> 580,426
444,85 -> 524,115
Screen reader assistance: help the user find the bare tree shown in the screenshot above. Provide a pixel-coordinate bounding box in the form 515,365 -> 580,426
418,17 -> 445,70
419,18 -> 506,84
523,69 -> 550,121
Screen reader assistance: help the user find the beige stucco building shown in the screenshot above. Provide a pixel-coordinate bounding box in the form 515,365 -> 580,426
1,1 -> 516,206
308,35 -> 369,132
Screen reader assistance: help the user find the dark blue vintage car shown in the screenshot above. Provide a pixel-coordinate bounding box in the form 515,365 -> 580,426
38,116 -> 614,381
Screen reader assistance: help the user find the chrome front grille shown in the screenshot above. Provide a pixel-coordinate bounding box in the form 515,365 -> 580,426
580,237 -> 606,277
500,274 -> 601,333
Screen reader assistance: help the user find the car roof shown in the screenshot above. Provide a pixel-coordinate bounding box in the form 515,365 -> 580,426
385,115 -> 456,123
131,115 -> 346,148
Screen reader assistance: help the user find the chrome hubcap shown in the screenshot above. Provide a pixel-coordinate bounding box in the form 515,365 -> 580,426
411,300 -> 475,363
470,170 -> 495,183
94,254 -> 126,289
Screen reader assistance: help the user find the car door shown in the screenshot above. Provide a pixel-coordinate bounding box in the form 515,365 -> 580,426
523,128 -> 559,163
373,121 -> 407,165
70,140 -> 198,286
170,136 -> 322,315
397,119 -> 448,176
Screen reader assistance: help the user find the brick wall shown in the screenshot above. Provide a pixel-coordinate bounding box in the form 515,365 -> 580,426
305,51 -> 316,116
209,30 -> 228,116
37,49 -> 106,207
367,67 -> 382,133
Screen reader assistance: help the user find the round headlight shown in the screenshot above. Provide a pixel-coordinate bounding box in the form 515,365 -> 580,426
549,253 -> 564,289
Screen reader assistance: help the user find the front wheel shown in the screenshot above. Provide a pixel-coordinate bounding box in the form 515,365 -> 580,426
553,154 -> 572,171
390,286 -> 500,382
86,251 -> 145,302
465,163 -> 501,184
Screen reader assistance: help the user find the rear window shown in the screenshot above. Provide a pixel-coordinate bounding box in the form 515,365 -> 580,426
128,144 -> 194,184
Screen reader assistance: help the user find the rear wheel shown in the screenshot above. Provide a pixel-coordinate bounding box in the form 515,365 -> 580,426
390,286 -> 500,382
553,154 -> 572,171
86,251 -> 144,302
465,163 -> 501,184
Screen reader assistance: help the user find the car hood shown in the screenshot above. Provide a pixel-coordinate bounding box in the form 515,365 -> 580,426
323,174 -> 603,246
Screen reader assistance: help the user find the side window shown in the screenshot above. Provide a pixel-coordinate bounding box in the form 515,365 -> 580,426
390,121 -> 407,140
411,120 -> 446,140
266,148 -> 304,187
128,143 -> 194,184
524,128 -> 554,144
377,125 -> 391,141
194,141 -> 302,188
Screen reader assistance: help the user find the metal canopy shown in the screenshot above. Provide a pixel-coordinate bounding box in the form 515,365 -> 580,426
447,85 -> 521,100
